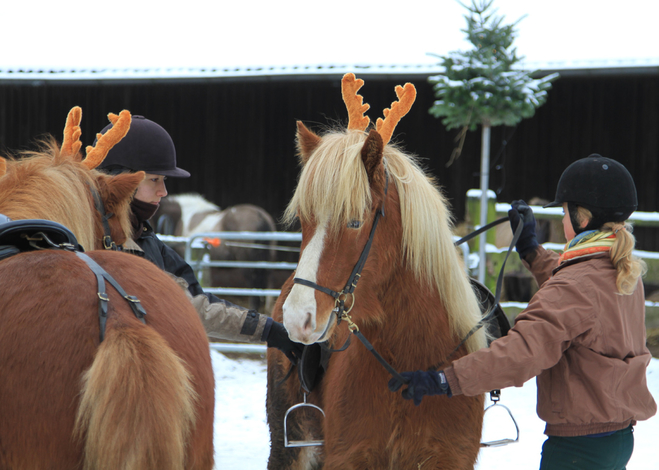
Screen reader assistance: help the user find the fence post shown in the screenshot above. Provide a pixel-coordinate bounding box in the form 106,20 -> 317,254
466,189 -> 498,290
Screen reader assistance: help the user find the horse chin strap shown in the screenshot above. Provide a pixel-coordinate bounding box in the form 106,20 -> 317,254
88,184 -> 117,250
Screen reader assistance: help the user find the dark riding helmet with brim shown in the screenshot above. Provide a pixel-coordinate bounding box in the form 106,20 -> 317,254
544,154 -> 637,224
96,115 -> 190,178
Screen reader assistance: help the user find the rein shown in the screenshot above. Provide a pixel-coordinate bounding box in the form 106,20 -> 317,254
292,185 -> 524,385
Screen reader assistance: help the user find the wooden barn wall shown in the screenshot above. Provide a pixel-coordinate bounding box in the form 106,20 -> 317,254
1,73 -> 658,248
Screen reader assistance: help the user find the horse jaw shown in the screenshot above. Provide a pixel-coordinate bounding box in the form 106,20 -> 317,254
282,220 -> 334,344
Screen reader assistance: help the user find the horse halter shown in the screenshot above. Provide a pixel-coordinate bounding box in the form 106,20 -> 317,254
293,166 -> 389,331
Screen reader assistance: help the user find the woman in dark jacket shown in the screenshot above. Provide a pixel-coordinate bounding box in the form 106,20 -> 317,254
389,155 -> 656,469
98,115 -> 302,364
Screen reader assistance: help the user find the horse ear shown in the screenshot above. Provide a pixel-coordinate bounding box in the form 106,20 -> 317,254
0,157 -> 6,177
361,129 -> 384,186
296,121 -> 321,165
99,171 -> 145,206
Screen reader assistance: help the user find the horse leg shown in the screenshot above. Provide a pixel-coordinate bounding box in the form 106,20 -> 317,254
266,349 -> 324,470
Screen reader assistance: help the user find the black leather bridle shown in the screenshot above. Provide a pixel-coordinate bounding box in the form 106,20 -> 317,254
88,184 -> 117,250
290,162 -> 524,385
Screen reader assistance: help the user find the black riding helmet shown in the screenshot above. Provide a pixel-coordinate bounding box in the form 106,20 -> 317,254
544,154 -> 637,232
96,115 -> 190,178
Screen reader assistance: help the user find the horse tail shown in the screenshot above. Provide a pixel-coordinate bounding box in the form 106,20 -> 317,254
74,317 -> 198,470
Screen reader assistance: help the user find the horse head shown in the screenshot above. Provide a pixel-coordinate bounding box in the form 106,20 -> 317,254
282,73 -> 416,345
0,107 -> 144,251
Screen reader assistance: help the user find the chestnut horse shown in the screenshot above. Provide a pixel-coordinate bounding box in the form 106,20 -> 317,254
0,108 -> 214,470
266,74 -> 488,469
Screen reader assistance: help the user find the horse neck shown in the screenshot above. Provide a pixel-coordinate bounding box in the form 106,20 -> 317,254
0,165 -> 99,251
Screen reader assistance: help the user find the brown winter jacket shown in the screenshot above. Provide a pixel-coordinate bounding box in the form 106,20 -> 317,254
444,246 -> 657,436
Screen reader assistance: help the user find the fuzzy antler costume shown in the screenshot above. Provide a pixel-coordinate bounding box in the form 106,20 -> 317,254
60,106 -> 131,168
341,72 -> 416,144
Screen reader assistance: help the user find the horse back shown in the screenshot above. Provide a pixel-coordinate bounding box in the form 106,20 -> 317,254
0,250 -> 214,470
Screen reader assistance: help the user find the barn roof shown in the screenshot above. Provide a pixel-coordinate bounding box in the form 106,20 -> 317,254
1,57 -> 658,83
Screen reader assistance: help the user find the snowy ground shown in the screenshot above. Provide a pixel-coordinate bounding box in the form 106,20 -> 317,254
212,351 -> 659,469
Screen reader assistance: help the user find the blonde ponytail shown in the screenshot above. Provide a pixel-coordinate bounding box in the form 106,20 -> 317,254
575,207 -> 646,295
602,221 -> 646,295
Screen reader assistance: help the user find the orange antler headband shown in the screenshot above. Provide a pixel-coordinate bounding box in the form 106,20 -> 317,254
341,72 -> 416,145
60,107 -> 132,169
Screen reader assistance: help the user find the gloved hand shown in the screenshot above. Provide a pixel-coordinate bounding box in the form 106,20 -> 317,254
266,321 -> 305,365
388,370 -> 451,406
508,200 -> 539,259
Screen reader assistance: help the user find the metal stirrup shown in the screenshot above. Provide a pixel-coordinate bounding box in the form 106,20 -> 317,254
480,390 -> 520,447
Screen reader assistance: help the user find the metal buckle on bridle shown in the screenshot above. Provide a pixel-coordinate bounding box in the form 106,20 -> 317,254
102,234 -> 116,250
480,389 -> 520,447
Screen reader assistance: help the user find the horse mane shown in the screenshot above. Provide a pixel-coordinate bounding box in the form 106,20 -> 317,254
0,138 -> 98,250
0,137 -> 136,251
284,128 -> 487,352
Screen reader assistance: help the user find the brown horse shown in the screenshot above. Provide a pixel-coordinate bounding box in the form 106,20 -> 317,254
266,74 -> 488,469
153,194 -> 278,311
0,107 -> 214,470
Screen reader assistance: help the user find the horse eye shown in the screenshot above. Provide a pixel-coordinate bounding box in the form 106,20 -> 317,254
347,220 -> 362,229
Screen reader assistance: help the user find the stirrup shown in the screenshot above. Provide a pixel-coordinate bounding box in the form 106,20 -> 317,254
480,390 -> 520,447
283,392 -> 325,447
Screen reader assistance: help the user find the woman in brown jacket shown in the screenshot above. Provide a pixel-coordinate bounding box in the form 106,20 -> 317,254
389,154 -> 656,469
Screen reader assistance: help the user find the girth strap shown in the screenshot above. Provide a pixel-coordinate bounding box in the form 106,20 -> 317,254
76,252 -> 147,342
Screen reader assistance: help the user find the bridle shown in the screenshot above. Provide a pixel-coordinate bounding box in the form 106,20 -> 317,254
88,183 -> 118,250
294,169 -> 388,330
292,167 -> 414,383
291,163 -> 524,385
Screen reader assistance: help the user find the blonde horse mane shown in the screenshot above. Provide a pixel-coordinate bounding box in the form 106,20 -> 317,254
0,139 -> 99,251
284,128 -> 486,352
0,107 -> 135,251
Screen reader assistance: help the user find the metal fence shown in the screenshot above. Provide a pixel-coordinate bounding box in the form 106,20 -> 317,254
158,231 -> 471,298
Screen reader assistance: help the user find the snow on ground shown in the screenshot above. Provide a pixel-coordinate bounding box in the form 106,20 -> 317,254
212,351 -> 659,469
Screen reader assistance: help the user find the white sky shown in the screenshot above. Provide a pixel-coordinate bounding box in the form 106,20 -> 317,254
2,0 -> 658,70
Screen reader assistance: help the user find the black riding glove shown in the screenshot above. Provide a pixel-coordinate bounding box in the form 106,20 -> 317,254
508,200 -> 539,259
266,321 -> 305,365
388,370 -> 451,406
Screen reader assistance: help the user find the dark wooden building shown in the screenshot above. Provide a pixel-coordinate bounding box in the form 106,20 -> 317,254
1,64 -> 659,247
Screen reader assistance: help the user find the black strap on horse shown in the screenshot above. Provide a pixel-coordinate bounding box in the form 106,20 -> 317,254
76,252 -> 147,342
429,216 -> 522,370
88,184 -> 117,250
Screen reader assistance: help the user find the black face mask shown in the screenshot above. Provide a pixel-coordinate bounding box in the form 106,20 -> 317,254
130,198 -> 159,239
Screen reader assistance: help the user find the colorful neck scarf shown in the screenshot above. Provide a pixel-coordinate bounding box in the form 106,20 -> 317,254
558,230 -> 616,264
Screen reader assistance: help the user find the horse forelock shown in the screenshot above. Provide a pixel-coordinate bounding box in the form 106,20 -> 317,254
284,130 -> 373,234
0,141 -> 99,250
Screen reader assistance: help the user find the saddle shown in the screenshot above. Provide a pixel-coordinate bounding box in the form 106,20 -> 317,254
0,217 -> 81,260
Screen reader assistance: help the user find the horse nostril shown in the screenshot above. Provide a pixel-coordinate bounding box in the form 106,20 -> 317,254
304,312 -> 313,332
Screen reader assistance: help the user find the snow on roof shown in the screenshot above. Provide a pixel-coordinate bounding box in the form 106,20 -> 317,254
2,57 -> 658,82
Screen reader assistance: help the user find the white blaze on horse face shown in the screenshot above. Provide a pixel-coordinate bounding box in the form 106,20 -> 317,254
283,220 -> 328,344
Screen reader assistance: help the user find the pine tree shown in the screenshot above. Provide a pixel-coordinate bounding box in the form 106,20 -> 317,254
429,0 -> 558,132
428,0 -> 558,283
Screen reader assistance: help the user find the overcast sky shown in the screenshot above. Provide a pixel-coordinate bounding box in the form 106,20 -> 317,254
2,0 -> 658,70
